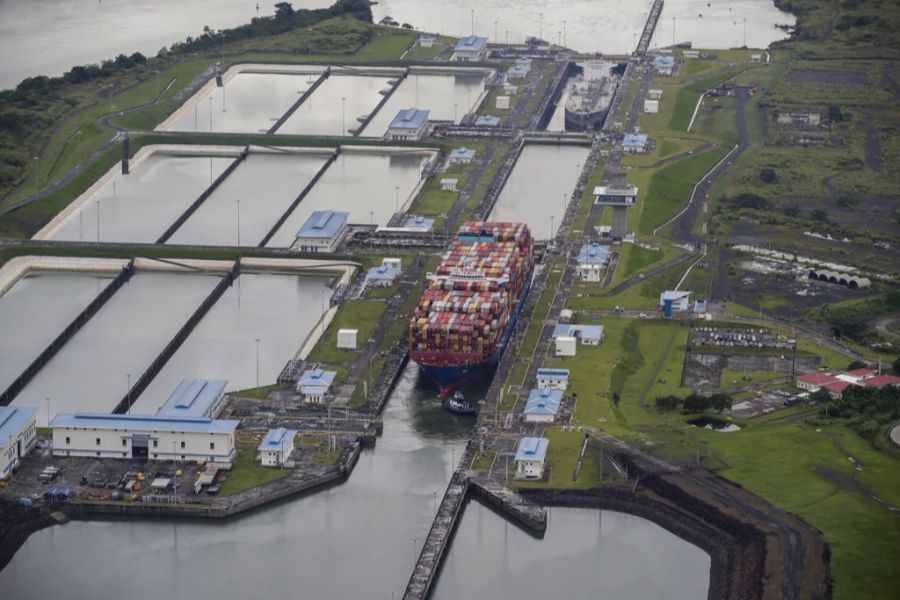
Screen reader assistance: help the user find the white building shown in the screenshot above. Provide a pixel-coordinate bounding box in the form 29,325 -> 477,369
554,324 -> 604,346
594,183 -> 638,206
448,147 -> 476,166
297,368 -> 336,404
418,34 -> 437,48
659,290 -> 691,314
648,89 -> 663,100
503,84 -> 518,95
644,99 -> 659,113
258,427 -> 296,467
441,178 -> 459,192
337,328 -> 358,349
576,243 -> 610,282
683,50 -> 700,59
0,407 -> 38,480
653,55 -> 676,75
452,36 -> 488,62
496,96 -> 511,110
536,368 -> 569,391
524,389 -> 563,423
156,378 -> 227,418
750,53 -> 762,63
622,133 -> 649,153
559,309 -> 574,324
366,264 -> 399,287
555,335 -> 577,357
50,413 -> 238,463
293,210 -> 350,253
382,257 -> 402,273
386,108 -> 431,141
515,437 -> 548,479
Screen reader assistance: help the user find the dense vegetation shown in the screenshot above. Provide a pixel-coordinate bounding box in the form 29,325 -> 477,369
810,385 -> 900,440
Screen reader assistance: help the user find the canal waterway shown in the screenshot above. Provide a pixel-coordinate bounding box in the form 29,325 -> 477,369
130,272 -> 334,415
0,273 -> 113,408
266,150 -> 430,247
12,273 -> 219,425
431,502 -> 711,599
0,361 -> 472,598
361,73 -> 487,136
276,74 -> 396,137
0,0 -> 793,90
167,152 -> 330,247
45,154 -> 233,243
163,71 -> 322,134
490,144 -> 590,240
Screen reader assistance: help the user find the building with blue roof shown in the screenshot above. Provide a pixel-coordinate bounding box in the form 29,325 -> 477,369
653,55 -> 676,75
475,115 -> 501,127
386,108 -> 431,141
0,406 -> 38,479
576,243 -> 611,282
297,368 -> 337,404
452,36 -> 488,62
366,264 -> 399,288
507,64 -> 529,79
293,210 -> 349,253
404,215 -> 434,232
622,133 -> 649,153
156,379 -> 227,418
448,147 -> 476,165
536,368 -> 570,391
553,324 -> 604,345
524,389 -> 563,423
660,290 -> 691,317
515,437 -> 549,479
50,413 -> 238,463
258,427 -> 296,466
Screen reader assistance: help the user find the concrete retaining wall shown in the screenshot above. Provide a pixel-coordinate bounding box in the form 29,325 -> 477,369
0,256 -> 129,297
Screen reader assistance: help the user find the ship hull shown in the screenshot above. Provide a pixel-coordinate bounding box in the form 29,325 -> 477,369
413,273 -> 532,394
564,106 -> 609,131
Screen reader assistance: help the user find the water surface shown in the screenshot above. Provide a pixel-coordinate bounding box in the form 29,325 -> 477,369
12,272 -> 219,423
0,273 -> 113,407
433,502 -> 711,599
277,74 -> 396,136
490,144 -> 590,239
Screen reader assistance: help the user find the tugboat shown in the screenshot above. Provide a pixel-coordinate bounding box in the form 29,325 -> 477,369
443,390 -> 476,415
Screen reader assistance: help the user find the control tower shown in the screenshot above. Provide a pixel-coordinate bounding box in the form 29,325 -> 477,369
593,180 -> 637,239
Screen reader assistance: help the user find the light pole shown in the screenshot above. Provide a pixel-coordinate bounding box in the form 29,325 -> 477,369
46,396 -> 51,427
539,12 -> 543,42
126,373 -> 131,414
395,185 -> 400,213
320,289 -> 327,337
209,96 -> 213,132
549,215 -> 555,240
255,338 -> 260,387
672,16 -> 676,46
341,96 -> 346,135
563,20 -> 566,48
236,199 -> 241,246
96,199 -> 101,242
470,9 -> 474,36
369,210 -> 374,225
453,103 -> 458,122
494,20 -> 498,43
743,17 -> 747,48
32,155 -> 39,195
505,30 -> 509,45
412,538 -> 418,565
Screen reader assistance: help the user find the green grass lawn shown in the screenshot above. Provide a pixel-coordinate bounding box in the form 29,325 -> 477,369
511,428 -> 601,489
307,299 -> 387,364
218,445 -> 291,496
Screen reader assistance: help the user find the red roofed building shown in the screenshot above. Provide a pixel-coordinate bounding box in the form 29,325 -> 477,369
862,375 -> 900,389
796,372 -> 840,392
845,368 -> 875,378
822,380 -> 850,398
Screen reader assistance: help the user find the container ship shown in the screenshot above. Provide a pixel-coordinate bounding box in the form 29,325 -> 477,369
564,60 -> 618,131
409,222 -> 534,396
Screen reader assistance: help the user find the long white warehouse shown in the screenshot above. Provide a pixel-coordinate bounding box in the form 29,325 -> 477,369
50,413 -> 238,463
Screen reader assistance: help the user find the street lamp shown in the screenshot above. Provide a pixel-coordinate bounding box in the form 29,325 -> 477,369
126,373 -> 131,414
96,199 -> 101,242
255,338 -> 260,387
32,155 -> 39,195
45,396 -> 51,428
453,103 -> 458,122
341,96 -> 346,135
208,96 -> 213,132
394,185 -> 400,213
236,199 -> 241,246
549,215 -> 555,240
320,289 -> 327,337
539,12 -> 543,41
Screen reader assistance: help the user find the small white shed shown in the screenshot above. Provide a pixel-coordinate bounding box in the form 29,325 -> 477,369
337,329 -> 358,349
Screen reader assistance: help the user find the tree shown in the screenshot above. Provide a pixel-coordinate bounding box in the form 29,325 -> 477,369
275,2 -> 294,20
683,393 -> 710,414
708,393 -> 731,414
847,360 -> 867,371
760,167 -> 777,183
810,208 -> 829,222
655,395 -> 679,410
783,204 -> 801,218
402,22 -> 413,29
892,357 -> 900,376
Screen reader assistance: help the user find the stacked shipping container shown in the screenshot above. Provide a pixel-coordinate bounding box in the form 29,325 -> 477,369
409,222 -> 533,374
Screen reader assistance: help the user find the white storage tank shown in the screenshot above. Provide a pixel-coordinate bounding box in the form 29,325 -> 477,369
496,95 -> 511,110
